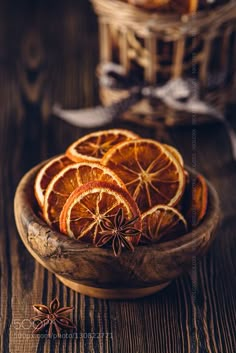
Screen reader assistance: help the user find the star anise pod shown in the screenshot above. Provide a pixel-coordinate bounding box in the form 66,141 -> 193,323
96,208 -> 141,257
31,297 -> 76,338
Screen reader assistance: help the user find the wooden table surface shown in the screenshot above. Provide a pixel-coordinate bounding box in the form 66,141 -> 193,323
0,1 -> 236,352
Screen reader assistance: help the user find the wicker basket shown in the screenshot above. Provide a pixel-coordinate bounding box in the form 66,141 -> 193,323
91,0 -> 236,126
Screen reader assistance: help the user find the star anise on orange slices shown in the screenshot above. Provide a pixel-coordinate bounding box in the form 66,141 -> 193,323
34,155 -> 74,208
66,129 -> 139,163
31,297 -> 76,338
96,208 -> 141,256
43,162 -> 126,230
182,173 -> 208,229
102,139 -> 186,212
141,205 -> 188,243
59,181 -> 142,246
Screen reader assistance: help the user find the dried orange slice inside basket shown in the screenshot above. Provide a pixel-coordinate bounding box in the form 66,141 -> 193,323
102,139 -> 186,212
183,173 -> 208,228
59,181 -> 142,250
127,0 -> 198,13
44,162 -> 126,230
170,0 -> 198,13
34,155 -> 73,208
141,205 -> 188,243
128,0 -> 170,10
66,129 -> 139,163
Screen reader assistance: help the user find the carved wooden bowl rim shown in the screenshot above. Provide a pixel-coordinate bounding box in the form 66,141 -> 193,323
14,160 -> 220,292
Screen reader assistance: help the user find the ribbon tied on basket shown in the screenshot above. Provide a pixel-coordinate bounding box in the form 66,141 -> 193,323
53,62 -> 224,127
53,62 -> 236,158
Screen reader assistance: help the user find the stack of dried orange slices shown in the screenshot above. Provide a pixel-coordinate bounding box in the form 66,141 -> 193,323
34,129 -> 208,256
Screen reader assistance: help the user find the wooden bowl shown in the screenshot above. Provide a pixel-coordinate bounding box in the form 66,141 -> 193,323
14,162 -> 220,299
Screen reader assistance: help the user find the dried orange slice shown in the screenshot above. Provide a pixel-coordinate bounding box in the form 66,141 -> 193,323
102,139 -> 185,212
59,181 -> 142,246
66,129 -> 139,163
44,162 -> 126,229
141,205 -> 187,243
170,0 -> 198,13
128,0 -> 170,10
34,155 -> 73,208
183,173 -> 208,228
163,144 -> 184,167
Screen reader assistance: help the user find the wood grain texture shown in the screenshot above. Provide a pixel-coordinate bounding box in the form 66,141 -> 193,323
0,0 -> 236,352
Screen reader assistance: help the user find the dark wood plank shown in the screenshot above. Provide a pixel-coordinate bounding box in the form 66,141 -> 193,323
171,123 -> 236,353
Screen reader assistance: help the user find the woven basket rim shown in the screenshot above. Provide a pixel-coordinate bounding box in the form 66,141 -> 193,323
91,0 -> 236,35
91,0 -> 234,18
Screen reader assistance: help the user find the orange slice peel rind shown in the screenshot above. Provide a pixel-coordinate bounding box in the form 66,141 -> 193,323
34,155 -> 73,208
59,181 -> 142,246
102,138 -> 186,212
43,162 -> 127,230
66,129 -> 139,163
141,204 -> 188,243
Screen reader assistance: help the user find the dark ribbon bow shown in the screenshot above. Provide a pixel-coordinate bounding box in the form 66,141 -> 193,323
53,62 -> 236,158
53,62 -> 224,127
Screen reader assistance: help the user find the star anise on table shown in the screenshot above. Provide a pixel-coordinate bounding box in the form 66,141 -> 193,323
31,297 -> 76,338
96,208 -> 141,257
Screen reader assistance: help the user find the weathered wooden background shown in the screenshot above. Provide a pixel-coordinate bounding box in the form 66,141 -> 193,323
0,0 -> 236,352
